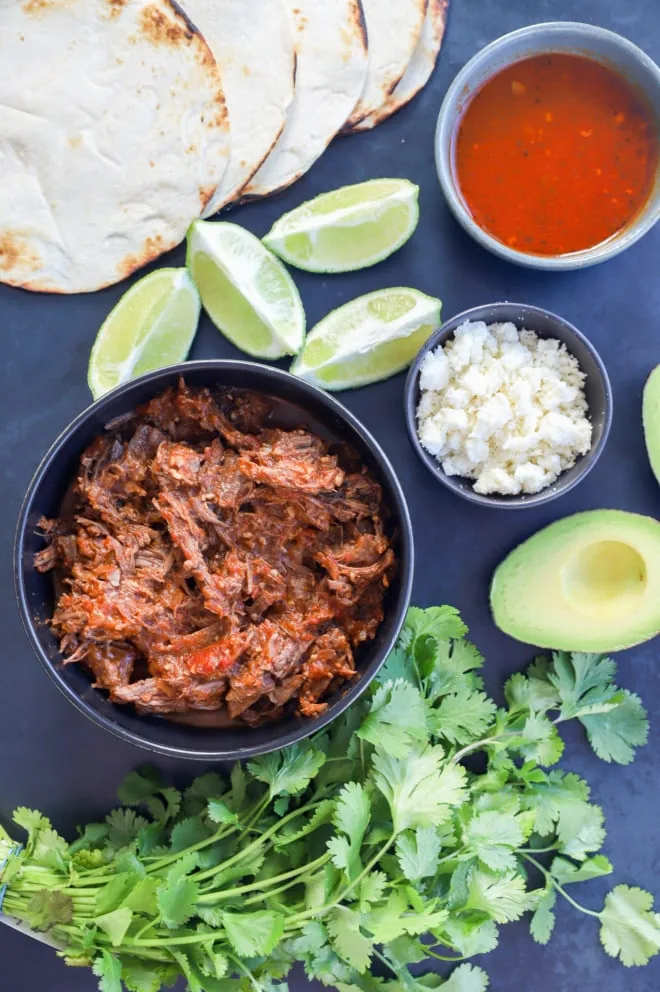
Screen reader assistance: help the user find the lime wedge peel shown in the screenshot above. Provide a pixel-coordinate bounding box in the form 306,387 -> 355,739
88,267 -> 200,400
263,179 -> 420,273
291,287 -> 442,391
187,220 -> 305,360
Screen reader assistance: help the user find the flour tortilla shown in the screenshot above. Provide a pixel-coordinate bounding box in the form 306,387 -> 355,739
183,0 -> 295,215
345,0 -> 427,130
244,0 -> 368,198
351,0 -> 448,131
0,0 -> 230,294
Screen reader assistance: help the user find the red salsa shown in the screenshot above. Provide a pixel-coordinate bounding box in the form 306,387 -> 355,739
455,53 -> 659,255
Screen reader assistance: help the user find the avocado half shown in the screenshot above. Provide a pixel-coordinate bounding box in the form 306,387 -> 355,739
491,510 -> 660,652
643,365 -> 660,485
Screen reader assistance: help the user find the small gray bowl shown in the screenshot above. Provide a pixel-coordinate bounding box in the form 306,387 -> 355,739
404,303 -> 613,508
435,22 -> 660,270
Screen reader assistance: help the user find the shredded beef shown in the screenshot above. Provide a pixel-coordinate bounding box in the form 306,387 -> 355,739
35,381 -> 395,726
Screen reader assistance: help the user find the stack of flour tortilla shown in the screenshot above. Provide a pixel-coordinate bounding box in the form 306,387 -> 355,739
0,0 -> 448,294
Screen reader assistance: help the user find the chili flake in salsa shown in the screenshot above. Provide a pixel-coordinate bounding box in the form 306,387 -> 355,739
455,53 -> 659,255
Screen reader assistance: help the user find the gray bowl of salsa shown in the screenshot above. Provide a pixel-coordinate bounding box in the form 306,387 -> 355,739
435,21 -> 660,269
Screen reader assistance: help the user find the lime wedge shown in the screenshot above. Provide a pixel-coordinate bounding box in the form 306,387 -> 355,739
263,179 -> 420,273
88,267 -> 200,400
291,287 -> 441,391
187,220 -> 305,359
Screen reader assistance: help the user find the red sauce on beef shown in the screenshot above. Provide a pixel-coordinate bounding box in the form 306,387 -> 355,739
35,382 -> 395,727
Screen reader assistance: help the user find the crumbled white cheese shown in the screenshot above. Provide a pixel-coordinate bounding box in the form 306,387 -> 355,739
416,321 -> 593,496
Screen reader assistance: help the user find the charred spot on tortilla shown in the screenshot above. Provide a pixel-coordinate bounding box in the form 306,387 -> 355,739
22,0 -> 69,15
106,0 -> 129,16
199,184 -> 217,209
138,3 -> 194,46
0,232 -> 40,274
352,0 -> 368,53
117,234 -> 167,281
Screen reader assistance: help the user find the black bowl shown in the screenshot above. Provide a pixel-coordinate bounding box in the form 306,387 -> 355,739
15,361 -> 413,760
404,302 -> 613,508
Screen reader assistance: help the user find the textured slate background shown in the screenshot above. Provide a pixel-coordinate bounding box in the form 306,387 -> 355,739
1,0 -> 659,989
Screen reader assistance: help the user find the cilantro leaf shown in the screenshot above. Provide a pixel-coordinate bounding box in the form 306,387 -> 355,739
358,681 -> 429,757
379,643 -> 419,687
359,871 -> 388,910
327,907 -> 373,972
556,802 -> 605,861
551,854 -> 613,884
403,606 -> 468,647
447,859 -> 474,911
157,860 -> 200,929
515,714 -> 564,766
12,807 -> 53,839
170,817 -> 213,853
395,827 -> 442,882
441,917 -> 499,957
222,909 -> 285,957
207,800 -> 238,826
121,958 -> 179,992
580,690 -> 648,764
106,809 -> 149,851
529,889 -> 556,945
117,766 -> 164,806
328,782 -> 371,877
465,810 -> 525,873
95,871 -> 142,915
442,964 -> 489,992
96,907 -> 133,946
466,869 -> 532,923
123,877 -> 159,916
521,769 -> 590,836
505,658 -> 560,715
26,890 -> 73,931
547,652 -> 620,720
364,890 -> 448,943
92,951 -> 123,992
599,885 -> 660,966
429,688 -> 496,746
424,640 -> 485,701
31,827 -> 69,871
69,822 -> 108,854
373,747 -> 467,833
248,742 -> 326,798
184,773 -> 227,817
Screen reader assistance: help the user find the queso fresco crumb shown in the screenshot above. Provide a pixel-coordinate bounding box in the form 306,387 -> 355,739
416,321 -> 593,496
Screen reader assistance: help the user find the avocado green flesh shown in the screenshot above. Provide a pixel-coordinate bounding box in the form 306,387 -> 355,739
490,510 -> 660,652
643,365 -> 660,485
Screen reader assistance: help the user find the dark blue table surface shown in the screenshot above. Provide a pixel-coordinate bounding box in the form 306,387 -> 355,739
1,0 -> 659,989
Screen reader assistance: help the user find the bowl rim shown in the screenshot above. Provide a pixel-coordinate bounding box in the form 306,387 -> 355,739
14,359 -> 414,760
403,302 -> 614,508
435,21 -> 660,271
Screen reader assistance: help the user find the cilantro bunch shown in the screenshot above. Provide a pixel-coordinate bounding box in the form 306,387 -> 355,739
1,605 -> 658,992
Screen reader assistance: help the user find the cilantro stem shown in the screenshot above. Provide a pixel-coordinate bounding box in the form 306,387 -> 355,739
197,851 -> 331,903
372,946 -> 400,976
522,855 -> 601,918
287,834 -> 397,926
519,845 -> 559,855
144,822 -> 238,874
228,954 -> 261,991
126,932 -> 215,948
194,799 -> 324,884
425,948 -> 468,963
450,733 -> 514,765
